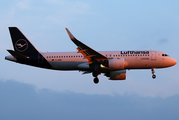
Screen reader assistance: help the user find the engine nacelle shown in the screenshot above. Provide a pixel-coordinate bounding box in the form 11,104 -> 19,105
109,70 -> 126,80
108,58 -> 128,70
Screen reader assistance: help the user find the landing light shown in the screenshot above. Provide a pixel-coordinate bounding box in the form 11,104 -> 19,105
100,64 -> 106,68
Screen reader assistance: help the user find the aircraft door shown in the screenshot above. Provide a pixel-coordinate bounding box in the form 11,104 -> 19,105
151,51 -> 156,60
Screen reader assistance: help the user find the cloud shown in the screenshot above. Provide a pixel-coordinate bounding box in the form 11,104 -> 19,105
0,0 -> 92,30
158,38 -> 168,44
0,80 -> 179,120
16,1 -> 31,10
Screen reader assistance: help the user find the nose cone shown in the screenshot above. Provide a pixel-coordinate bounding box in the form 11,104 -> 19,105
173,59 -> 177,65
170,58 -> 177,66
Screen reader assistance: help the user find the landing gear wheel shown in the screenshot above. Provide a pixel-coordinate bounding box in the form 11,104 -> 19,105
152,74 -> 156,79
151,68 -> 156,79
93,77 -> 99,84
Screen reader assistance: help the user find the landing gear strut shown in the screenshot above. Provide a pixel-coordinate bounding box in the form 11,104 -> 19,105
151,68 -> 156,79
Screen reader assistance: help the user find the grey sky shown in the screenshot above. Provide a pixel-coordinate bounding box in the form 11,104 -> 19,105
1,80 -> 179,120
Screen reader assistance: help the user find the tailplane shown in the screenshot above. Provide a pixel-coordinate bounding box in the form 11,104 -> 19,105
9,27 -> 39,56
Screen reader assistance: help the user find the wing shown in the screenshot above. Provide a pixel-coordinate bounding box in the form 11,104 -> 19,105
65,28 -> 108,64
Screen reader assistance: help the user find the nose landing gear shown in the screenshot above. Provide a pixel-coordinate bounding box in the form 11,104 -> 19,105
151,68 -> 156,79
152,74 -> 156,79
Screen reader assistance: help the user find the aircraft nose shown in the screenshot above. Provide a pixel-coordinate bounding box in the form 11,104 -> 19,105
173,59 -> 177,65
171,58 -> 177,66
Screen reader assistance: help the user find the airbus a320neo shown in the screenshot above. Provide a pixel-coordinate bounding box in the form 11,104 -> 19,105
5,27 -> 177,84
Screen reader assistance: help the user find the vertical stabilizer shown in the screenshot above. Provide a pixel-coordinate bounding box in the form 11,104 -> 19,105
9,27 -> 39,55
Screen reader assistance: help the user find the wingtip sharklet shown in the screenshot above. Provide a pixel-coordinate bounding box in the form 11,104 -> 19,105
65,28 -> 75,40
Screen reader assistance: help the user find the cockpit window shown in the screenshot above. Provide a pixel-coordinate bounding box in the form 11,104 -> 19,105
162,54 -> 169,56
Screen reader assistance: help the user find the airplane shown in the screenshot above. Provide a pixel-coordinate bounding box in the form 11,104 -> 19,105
5,27 -> 177,84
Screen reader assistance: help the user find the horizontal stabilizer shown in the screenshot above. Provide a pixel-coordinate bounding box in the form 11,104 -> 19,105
7,50 -> 29,59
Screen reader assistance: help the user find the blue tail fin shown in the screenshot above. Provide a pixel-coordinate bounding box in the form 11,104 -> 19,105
9,27 -> 39,55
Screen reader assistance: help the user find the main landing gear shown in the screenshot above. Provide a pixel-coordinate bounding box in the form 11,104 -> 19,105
151,68 -> 156,79
93,77 -> 99,84
92,72 -> 100,84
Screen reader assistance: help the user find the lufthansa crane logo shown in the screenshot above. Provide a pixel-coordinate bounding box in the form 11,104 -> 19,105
15,39 -> 28,52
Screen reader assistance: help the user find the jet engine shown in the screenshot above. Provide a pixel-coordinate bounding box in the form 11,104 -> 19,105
109,70 -> 126,80
108,58 -> 128,70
